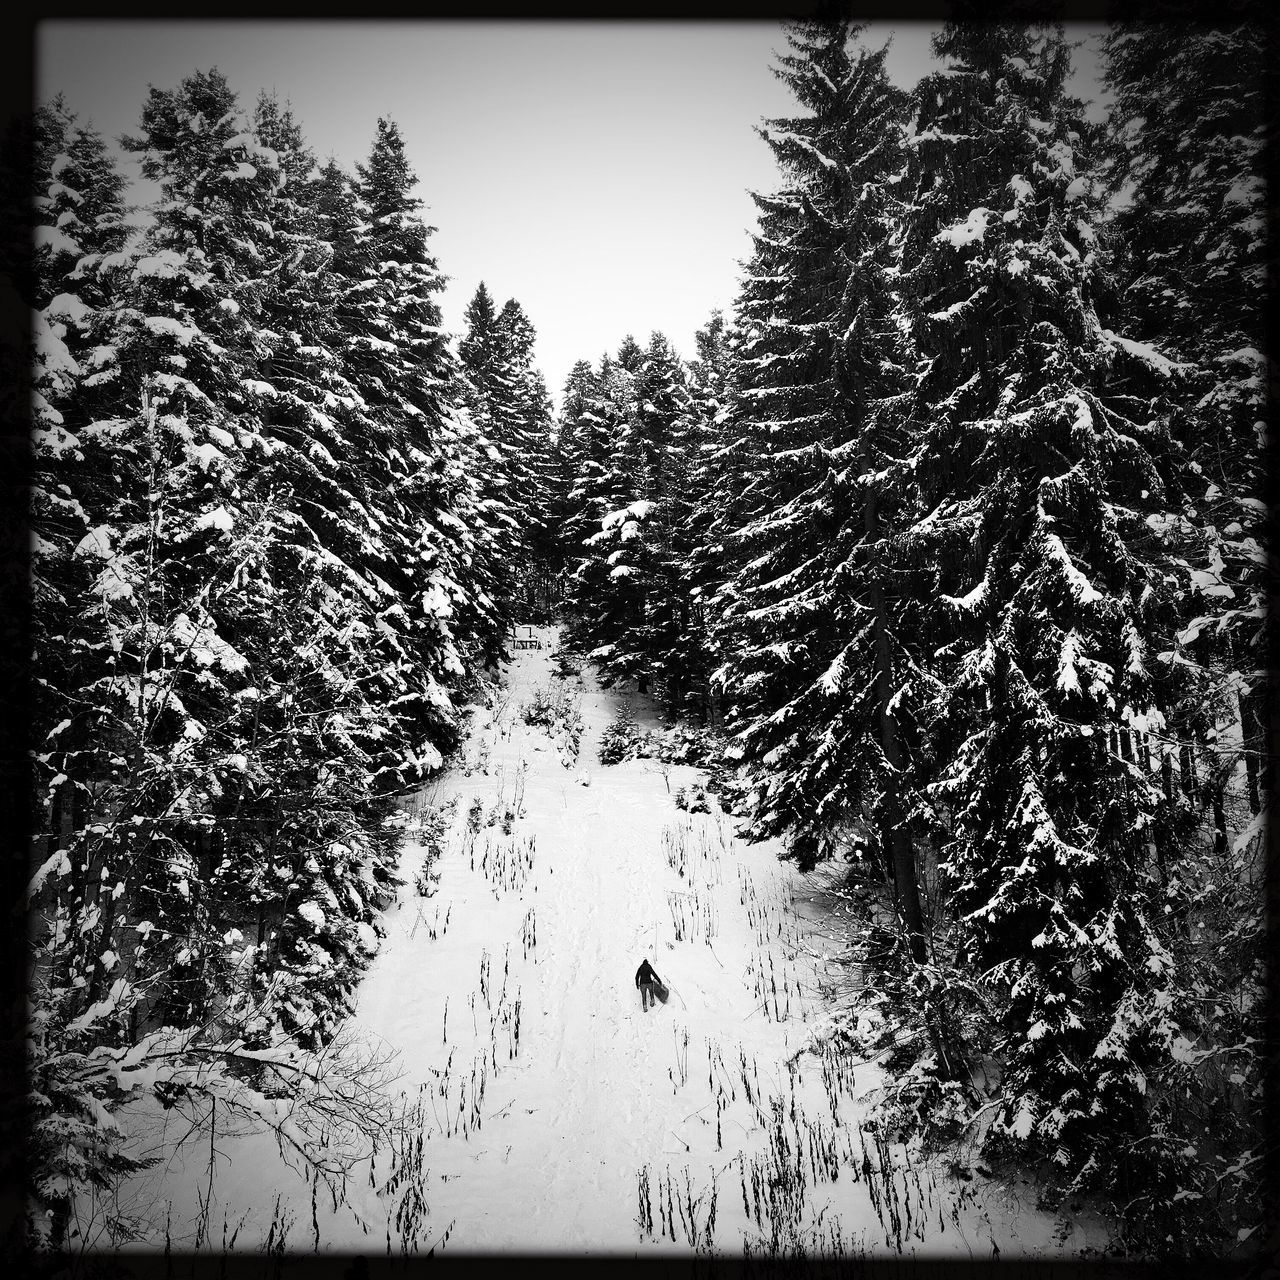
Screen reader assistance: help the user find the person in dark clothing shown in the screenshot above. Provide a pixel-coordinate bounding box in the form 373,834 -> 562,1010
635,958 -> 662,1011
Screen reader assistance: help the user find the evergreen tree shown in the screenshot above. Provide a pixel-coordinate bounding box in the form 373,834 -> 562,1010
1103,6 -> 1270,830
899,17 -> 1193,1220
457,287 -> 556,629
311,149 -> 471,701
680,310 -> 740,725
457,281 -> 522,651
562,334 -> 692,695
26,98 -> 161,1247
228,94 -> 410,1047
1096,6 -> 1272,1243
560,352 -> 635,668
30,95 -> 134,865
631,331 -> 697,710
546,359 -> 598,610
26,68 -> 316,1237
717,19 -> 929,963
20,76 -> 529,1248
615,332 -> 645,375
83,67 -> 293,1030
350,117 -> 483,731
457,281 -> 500,383
497,299 -> 557,620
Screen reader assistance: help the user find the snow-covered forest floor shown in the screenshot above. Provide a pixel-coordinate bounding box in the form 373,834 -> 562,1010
100,627 -> 1109,1259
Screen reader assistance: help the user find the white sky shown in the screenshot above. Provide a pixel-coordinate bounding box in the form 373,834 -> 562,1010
37,21 -> 1105,406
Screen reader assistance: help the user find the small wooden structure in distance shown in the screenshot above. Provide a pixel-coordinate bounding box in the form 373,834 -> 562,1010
511,625 -> 542,651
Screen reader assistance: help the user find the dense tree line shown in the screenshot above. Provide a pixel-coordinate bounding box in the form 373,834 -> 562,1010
552,15 -> 1271,1252
15,72 -> 554,1248
457,282 -> 557,631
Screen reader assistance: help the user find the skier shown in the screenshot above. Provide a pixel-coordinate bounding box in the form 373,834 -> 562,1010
635,957 -> 662,1011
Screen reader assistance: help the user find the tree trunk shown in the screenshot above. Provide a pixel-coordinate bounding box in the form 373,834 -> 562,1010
867,496 -> 926,966
1179,741 -> 1196,798
1211,785 -> 1228,857
49,768 -> 64,841
1241,684 -> 1263,815
69,779 -> 88,910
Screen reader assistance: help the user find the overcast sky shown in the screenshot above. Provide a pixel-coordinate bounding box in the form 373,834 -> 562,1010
37,21 -> 1105,405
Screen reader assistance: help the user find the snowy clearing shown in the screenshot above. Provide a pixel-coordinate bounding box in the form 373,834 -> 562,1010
104,627 -> 1104,1259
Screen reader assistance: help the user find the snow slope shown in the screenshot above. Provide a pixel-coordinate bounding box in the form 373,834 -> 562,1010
107,627 -> 1106,1259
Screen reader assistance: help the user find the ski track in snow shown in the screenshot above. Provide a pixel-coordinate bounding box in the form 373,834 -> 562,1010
114,626 -> 1105,1258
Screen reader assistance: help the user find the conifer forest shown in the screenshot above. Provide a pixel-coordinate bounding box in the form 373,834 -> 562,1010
10,10 -> 1274,1268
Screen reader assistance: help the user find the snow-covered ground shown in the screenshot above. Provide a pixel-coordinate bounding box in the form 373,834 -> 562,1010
105,627 -> 1106,1258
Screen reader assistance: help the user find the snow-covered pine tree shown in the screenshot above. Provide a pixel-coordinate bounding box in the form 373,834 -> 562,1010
457,286 -> 521,494
706,120 -> 850,721
25,67 -> 310,1240
312,150 -> 472,701
546,358 -> 599,613
1102,7 -> 1269,791
568,333 -> 690,696
30,96 -> 134,872
455,281 -> 522,658
1103,10 -> 1271,837
31,97 -> 132,355
691,296 -> 784,748
457,279 -> 501,381
899,15 -> 1202,1234
496,299 -> 557,621
349,116 -> 485,742
310,147 -> 490,766
560,351 -> 641,672
26,98 -> 163,1249
68,67 -> 299,1035
667,311 -> 738,724
617,331 -> 696,706
107,78 -> 403,1050
457,287 -> 556,632
1096,5 -> 1272,1243
21,77 -> 524,1248
214,93 -> 410,1050
614,332 -> 645,376
717,20 -> 930,945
